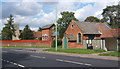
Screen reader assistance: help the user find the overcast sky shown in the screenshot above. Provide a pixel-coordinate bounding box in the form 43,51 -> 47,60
0,0 -> 119,31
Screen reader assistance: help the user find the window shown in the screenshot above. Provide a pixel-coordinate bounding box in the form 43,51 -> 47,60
71,25 -> 74,29
78,33 -> 81,43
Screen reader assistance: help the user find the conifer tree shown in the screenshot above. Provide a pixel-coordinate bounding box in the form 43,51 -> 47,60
19,25 -> 34,40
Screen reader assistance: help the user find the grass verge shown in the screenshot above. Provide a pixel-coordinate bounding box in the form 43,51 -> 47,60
1,46 -> 50,48
43,48 -> 106,54
99,51 -> 120,57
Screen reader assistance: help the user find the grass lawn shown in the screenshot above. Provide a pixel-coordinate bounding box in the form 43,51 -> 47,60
99,51 -> 120,57
43,48 -> 106,54
1,46 -> 50,48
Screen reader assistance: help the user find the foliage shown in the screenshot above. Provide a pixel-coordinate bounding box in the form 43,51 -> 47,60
84,16 -> 100,22
38,37 -> 42,40
43,48 -> 106,54
1,14 -> 16,40
19,25 -> 35,40
38,27 -> 42,31
52,39 -> 62,47
57,11 -> 78,38
102,4 -> 120,28
0,33 -> 2,40
99,51 -> 120,57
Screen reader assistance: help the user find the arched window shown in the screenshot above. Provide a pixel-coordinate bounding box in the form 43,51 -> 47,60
78,33 -> 81,43
71,25 -> 74,29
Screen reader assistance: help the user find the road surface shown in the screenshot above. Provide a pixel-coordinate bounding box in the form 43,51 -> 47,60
1,48 -> 119,68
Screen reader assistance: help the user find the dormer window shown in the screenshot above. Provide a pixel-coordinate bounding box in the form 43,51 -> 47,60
71,25 -> 74,29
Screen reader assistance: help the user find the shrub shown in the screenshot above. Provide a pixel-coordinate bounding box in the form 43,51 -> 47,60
52,39 -> 62,47
38,37 -> 42,40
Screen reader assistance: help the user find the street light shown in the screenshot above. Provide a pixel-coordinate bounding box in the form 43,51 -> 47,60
55,5 -> 58,51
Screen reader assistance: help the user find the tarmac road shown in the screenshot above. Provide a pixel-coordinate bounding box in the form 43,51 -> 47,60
1,48 -> 119,68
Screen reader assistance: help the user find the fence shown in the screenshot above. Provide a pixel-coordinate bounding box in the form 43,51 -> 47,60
0,40 -> 52,47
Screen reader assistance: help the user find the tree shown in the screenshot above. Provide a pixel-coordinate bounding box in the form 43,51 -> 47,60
38,27 -> 42,31
57,11 -> 78,38
84,16 -> 100,22
0,33 -> 2,40
1,14 -> 16,40
102,3 -> 120,28
19,25 -> 34,40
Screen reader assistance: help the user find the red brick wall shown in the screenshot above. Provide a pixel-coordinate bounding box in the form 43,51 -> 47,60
68,42 -> 84,48
68,42 -> 76,48
0,40 -> 52,47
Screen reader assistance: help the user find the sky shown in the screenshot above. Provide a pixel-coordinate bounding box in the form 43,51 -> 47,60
0,0 -> 119,31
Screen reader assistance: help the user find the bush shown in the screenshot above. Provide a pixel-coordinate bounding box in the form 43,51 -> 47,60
38,37 -> 42,40
52,39 -> 62,47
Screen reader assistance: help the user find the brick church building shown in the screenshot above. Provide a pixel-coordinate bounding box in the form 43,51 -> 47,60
62,20 -> 119,51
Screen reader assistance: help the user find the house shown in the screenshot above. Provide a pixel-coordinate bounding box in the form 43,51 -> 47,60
42,24 -> 56,41
62,20 -> 119,51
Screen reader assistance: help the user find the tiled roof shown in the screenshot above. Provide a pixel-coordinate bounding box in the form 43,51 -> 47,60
100,29 -> 120,38
65,34 -> 76,41
76,21 -> 111,34
42,24 -> 54,30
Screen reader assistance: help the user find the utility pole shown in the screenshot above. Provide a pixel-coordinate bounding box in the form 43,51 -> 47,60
55,5 -> 58,51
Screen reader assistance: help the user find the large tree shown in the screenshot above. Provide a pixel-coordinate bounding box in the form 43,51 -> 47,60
57,11 -> 78,38
1,14 -> 16,40
19,25 -> 34,40
37,27 -> 42,31
102,3 -> 120,28
84,16 -> 100,22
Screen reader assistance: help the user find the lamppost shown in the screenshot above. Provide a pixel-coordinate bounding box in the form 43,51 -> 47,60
55,4 -> 58,51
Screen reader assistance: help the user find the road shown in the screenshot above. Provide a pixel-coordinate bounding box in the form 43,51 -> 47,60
1,48 -> 119,68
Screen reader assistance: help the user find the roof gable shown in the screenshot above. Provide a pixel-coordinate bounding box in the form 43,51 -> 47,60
42,24 -> 54,30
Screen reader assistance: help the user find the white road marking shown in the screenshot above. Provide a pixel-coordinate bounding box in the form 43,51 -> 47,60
0,58 -> 25,67
56,59 -> 92,66
84,64 -> 92,66
6,61 -> 9,63
56,59 -> 64,61
64,60 -> 84,65
13,63 -> 17,65
18,64 -> 25,67
30,55 -> 46,59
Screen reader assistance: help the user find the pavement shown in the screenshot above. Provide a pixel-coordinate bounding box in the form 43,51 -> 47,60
21,48 -> 119,61
1,48 -> 119,68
